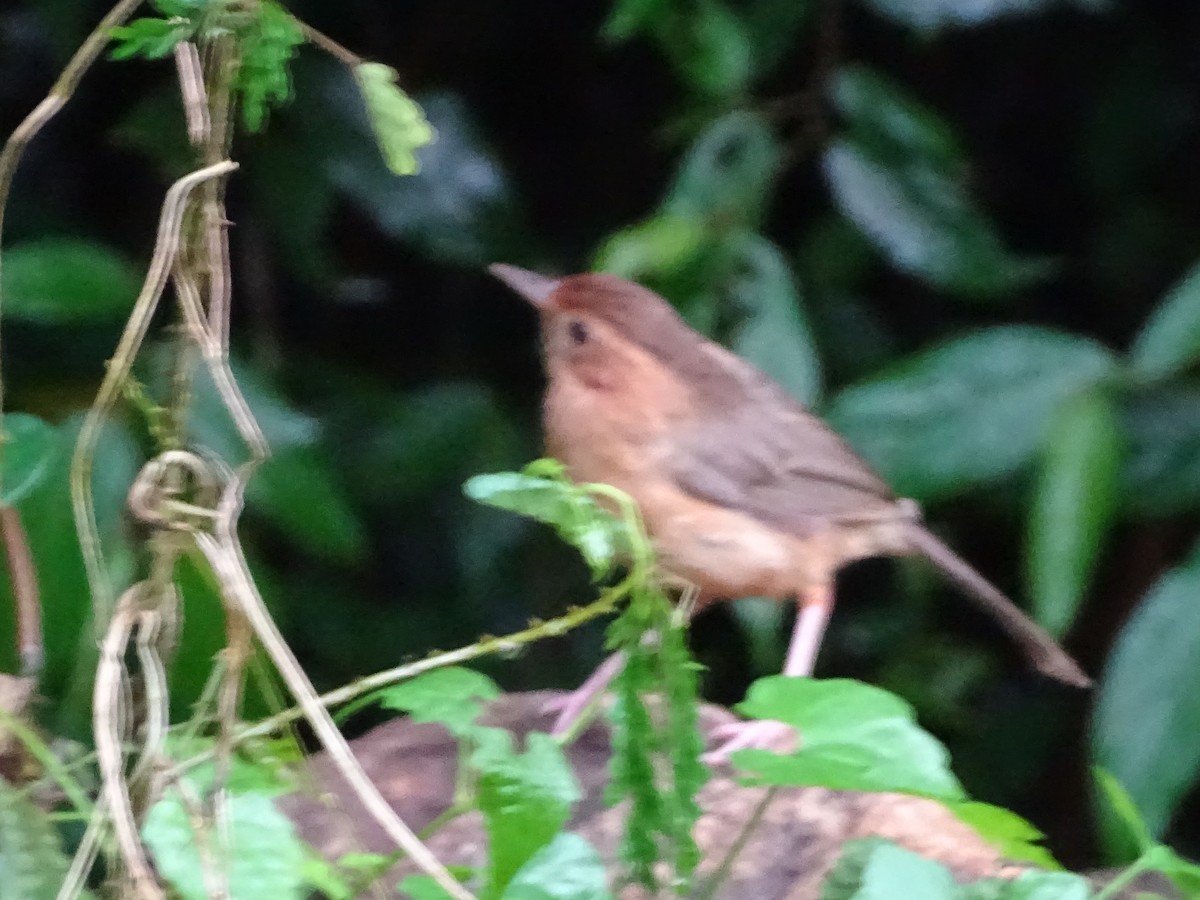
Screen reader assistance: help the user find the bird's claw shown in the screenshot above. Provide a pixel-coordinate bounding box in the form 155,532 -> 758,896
701,718 -> 798,765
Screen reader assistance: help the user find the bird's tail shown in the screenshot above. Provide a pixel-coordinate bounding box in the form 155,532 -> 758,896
907,526 -> 1092,688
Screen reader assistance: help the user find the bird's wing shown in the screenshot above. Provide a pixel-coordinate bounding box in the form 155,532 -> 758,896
666,356 -> 900,537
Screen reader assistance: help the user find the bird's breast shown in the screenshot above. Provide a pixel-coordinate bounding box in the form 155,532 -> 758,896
542,354 -> 687,487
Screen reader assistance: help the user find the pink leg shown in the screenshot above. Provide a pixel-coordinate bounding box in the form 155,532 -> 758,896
547,651 -> 626,738
783,586 -> 834,676
703,585 -> 833,763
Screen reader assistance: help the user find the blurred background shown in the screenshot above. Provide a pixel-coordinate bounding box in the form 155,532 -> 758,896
2,0 -> 1199,874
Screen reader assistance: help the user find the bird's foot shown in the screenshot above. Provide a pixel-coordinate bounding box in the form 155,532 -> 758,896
702,718 -> 798,765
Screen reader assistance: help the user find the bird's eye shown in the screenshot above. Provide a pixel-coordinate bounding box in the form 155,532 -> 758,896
567,319 -> 589,346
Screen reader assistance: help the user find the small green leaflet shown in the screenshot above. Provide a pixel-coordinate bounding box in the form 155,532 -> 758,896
236,1 -> 305,132
464,459 -> 630,579
355,63 -> 437,176
374,666 -> 501,738
473,729 -> 581,898
109,17 -> 195,60
732,676 -> 964,800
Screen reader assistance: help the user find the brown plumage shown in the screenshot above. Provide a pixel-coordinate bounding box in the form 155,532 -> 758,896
491,264 -> 1089,754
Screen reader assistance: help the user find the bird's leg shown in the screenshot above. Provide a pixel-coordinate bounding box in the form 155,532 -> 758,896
783,584 -> 834,677
546,650 -> 627,740
546,584 -> 698,741
703,584 -> 833,764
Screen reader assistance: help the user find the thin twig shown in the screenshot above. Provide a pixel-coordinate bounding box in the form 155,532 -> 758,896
692,787 -> 781,900
57,799 -> 109,900
297,20 -> 363,67
167,586 -> 626,776
173,772 -> 232,900
194,475 -> 476,900
94,591 -> 163,900
174,41 -> 211,145
1,506 -> 42,675
70,160 -> 238,630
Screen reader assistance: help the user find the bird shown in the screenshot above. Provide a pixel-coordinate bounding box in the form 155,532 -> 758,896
489,263 -> 1091,759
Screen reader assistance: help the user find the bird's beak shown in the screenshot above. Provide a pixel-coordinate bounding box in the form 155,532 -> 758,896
488,263 -> 561,310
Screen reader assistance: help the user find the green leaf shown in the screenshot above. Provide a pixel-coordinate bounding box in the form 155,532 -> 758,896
669,0 -> 753,99
1026,389 -> 1121,638
374,667 -> 500,737
949,802 -> 1060,869
822,838 -> 956,900
831,66 -> 965,173
1,414 -> 58,505
184,358 -> 366,559
732,677 -> 964,801
1,239 -> 142,322
248,446 -> 367,564
464,463 -> 629,579
824,136 -> 1054,300
144,790 -> 306,900
2,416 -> 138,733
724,232 -> 822,406
0,778 -> 76,900
473,730 -> 581,898
1092,768 -> 1154,856
858,0 -> 1103,33
593,215 -> 709,283
500,834 -> 612,900
600,0 -> 667,42
235,0 -> 305,132
1151,846 -> 1200,896
664,111 -> 781,231
160,736 -> 296,800
1129,260 -> 1200,382
109,16 -> 194,61
187,357 -> 318,460
731,597 -> 786,676
1093,545 -> 1200,842
827,327 -> 1117,500
354,63 -> 437,176
742,0 -> 813,76
1121,385 -> 1200,516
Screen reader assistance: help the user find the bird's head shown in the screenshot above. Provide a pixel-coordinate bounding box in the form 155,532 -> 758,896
489,263 -> 700,391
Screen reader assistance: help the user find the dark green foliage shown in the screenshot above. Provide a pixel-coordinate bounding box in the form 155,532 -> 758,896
605,587 -> 704,890
827,328 -> 1117,500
